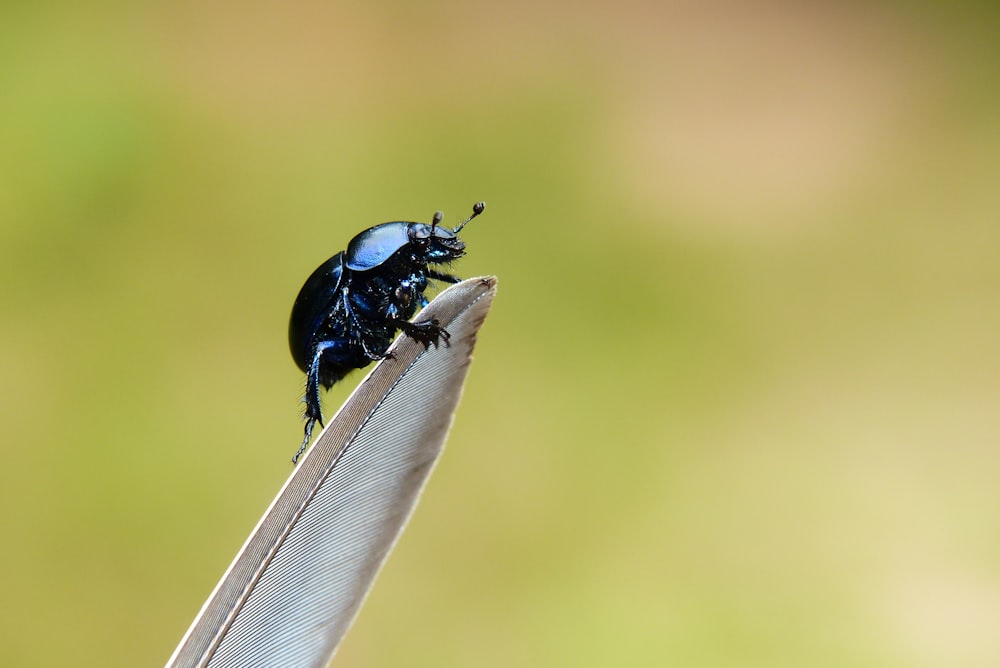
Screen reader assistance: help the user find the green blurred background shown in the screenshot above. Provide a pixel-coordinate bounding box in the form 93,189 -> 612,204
2,1 -> 999,666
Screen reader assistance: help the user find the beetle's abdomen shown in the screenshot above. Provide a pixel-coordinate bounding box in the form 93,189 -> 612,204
288,252 -> 344,372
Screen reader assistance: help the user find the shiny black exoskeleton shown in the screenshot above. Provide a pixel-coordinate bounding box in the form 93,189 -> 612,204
288,201 -> 485,462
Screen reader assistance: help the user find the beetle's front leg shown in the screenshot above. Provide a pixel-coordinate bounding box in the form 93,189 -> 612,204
428,269 -> 461,284
387,316 -> 451,348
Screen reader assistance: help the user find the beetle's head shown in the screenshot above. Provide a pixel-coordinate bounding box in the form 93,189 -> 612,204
409,201 -> 485,263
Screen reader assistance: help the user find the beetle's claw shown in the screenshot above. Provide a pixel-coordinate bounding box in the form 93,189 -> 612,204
408,318 -> 450,349
293,418 -> 317,464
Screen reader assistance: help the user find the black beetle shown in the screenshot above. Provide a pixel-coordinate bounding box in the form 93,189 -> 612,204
288,201 -> 485,463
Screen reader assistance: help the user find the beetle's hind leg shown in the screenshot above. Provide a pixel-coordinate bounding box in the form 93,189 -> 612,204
294,340 -> 345,464
294,420 -> 317,465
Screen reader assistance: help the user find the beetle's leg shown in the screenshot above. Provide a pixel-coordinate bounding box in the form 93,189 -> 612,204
388,316 -> 451,348
295,420 -> 316,465
341,289 -> 398,362
358,332 -> 393,361
427,269 -> 461,284
295,340 -> 341,464
338,291 -> 380,359
340,287 -> 362,327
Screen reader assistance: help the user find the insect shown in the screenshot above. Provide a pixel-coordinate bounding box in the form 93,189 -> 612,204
288,201 -> 486,463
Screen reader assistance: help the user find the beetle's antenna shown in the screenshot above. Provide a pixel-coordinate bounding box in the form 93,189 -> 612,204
430,211 -> 444,233
453,201 -> 486,233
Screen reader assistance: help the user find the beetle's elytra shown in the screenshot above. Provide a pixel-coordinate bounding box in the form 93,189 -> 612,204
288,202 -> 485,463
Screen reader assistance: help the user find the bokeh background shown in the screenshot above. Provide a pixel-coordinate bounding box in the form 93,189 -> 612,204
2,1 -> 999,666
